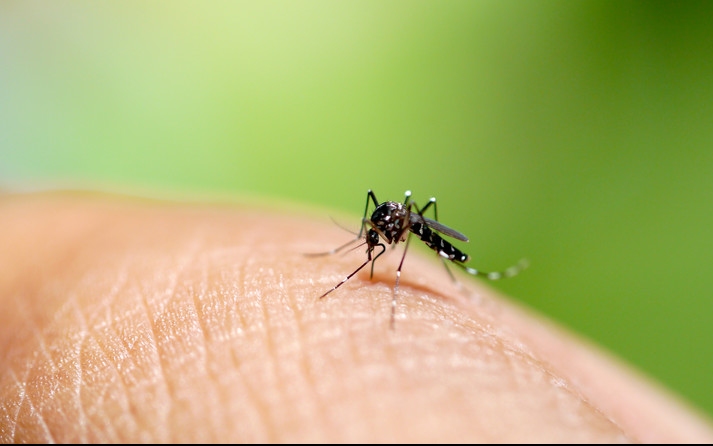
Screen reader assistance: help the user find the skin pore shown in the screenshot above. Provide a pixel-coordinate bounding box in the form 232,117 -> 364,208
1,191 -> 712,442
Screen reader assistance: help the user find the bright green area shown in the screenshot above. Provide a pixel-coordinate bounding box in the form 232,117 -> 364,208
2,1 -> 712,418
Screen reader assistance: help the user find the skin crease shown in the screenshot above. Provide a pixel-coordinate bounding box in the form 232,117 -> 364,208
1,192 -> 712,443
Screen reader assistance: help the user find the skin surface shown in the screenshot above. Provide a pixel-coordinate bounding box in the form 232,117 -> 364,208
1,191 -> 712,443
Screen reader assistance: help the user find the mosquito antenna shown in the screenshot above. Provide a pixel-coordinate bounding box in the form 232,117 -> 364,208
304,236 -> 363,257
345,240 -> 368,254
329,216 -> 360,236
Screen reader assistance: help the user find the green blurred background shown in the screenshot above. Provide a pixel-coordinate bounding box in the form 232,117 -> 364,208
2,0 -> 712,419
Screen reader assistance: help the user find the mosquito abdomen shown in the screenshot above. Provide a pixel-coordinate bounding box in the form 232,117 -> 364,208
410,222 -> 469,263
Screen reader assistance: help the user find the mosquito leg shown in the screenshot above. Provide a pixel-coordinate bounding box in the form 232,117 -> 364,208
440,258 -> 457,282
360,190 -> 380,238
402,191 -> 416,232
318,257 -> 372,299
367,189 -> 380,208
458,258 -> 529,280
417,197 -> 438,221
403,190 -> 412,206
391,231 -> 413,329
367,230 -> 383,278
319,244 -> 385,299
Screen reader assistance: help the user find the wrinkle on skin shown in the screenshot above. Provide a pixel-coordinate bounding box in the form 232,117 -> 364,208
0,191 -> 711,443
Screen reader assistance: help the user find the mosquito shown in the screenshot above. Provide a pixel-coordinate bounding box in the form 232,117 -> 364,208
308,190 -> 527,328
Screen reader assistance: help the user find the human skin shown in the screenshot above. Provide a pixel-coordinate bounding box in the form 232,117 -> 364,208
1,191 -> 712,443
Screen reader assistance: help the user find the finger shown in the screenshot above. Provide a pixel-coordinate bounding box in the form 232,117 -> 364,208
0,191 -> 710,442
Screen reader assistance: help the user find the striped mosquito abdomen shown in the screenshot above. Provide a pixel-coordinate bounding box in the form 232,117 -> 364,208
410,222 -> 469,263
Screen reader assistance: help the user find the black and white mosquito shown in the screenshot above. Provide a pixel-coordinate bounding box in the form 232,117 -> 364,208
308,190 -> 527,327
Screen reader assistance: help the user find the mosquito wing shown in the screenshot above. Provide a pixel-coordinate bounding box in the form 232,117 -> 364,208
411,214 -> 469,242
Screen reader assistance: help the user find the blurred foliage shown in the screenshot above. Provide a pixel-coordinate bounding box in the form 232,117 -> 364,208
1,1 -> 713,418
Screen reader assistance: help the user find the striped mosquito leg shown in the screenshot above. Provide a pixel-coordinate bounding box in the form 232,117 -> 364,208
461,258 -> 529,280
318,242 -> 386,299
318,256 -> 373,299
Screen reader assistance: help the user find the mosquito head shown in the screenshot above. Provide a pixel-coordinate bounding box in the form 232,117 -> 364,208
366,228 -> 381,250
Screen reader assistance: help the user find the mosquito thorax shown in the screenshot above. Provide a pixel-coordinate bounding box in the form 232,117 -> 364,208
370,201 -> 409,243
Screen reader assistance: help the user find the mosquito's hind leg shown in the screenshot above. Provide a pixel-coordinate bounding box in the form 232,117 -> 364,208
457,258 -> 529,280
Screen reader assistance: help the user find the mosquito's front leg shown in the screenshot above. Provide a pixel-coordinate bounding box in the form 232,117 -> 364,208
360,190 -> 381,238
